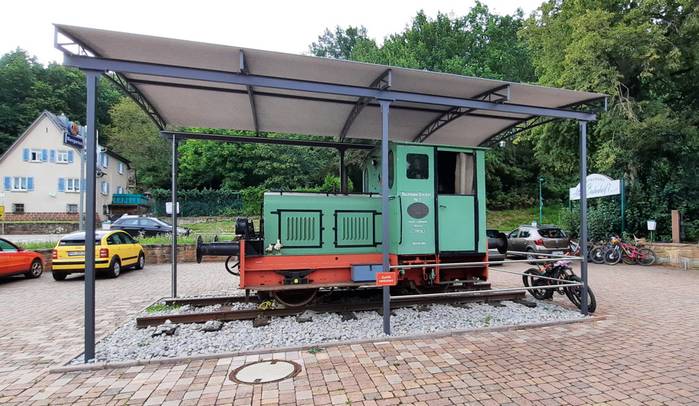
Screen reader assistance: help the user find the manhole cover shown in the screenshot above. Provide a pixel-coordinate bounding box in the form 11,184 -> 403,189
229,360 -> 302,384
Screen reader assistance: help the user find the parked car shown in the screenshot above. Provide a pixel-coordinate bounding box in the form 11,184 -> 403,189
507,224 -> 570,262
0,238 -> 44,279
110,215 -> 190,238
51,230 -> 145,281
486,229 -> 507,264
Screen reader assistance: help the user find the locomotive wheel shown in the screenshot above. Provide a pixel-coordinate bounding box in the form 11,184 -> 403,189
271,289 -> 319,307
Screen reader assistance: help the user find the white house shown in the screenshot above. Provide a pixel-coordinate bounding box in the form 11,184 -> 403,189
0,111 -> 133,220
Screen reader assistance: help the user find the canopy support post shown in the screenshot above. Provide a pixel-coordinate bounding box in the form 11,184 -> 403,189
171,136 -> 178,298
579,121 -> 589,315
83,69 -> 100,363
380,100 -> 392,335
339,148 -> 348,193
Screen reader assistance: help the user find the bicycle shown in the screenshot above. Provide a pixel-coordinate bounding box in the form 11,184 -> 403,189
522,260 -> 597,313
605,235 -> 656,266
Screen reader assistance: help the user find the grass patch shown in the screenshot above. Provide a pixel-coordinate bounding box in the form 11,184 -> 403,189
186,217 -> 260,235
18,241 -> 57,250
145,303 -> 181,314
487,204 -> 565,232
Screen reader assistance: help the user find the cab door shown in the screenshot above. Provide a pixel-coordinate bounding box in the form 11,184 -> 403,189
392,144 -> 435,255
115,232 -> 139,265
436,149 -> 477,253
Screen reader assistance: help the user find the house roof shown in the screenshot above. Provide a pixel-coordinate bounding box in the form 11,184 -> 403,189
0,110 -> 130,167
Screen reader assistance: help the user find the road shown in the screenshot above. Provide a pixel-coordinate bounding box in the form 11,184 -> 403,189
1,261 -> 698,405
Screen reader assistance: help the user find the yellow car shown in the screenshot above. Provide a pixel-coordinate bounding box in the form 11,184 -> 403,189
51,230 -> 145,281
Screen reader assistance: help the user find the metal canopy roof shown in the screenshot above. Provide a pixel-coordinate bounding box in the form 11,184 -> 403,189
55,24 -> 605,147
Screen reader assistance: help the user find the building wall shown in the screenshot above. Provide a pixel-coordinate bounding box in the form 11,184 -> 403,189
0,114 -> 132,220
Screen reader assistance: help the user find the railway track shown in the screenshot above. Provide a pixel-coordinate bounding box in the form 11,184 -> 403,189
137,289 -> 526,328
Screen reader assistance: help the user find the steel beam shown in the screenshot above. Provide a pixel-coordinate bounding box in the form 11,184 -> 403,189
480,97 -> 607,147
579,121 -> 589,315
161,131 -> 375,150
83,70 -> 99,363
62,54 -> 597,122
380,100 -> 391,335
128,77 -> 525,123
239,50 -> 260,135
413,84 -> 510,143
103,73 -> 166,130
339,69 -> 391,141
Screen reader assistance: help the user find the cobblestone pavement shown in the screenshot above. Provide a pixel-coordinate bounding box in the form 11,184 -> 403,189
1,260 -> 698,405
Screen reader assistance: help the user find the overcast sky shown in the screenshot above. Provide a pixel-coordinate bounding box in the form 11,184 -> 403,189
3,0 -> 543,64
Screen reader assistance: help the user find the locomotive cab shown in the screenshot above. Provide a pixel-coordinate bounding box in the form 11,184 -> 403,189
363,142 -> 486,257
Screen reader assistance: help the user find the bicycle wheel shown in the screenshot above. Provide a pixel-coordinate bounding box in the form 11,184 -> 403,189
564,275 -> 597,313
638,248 -> 656,266
522,268 -> 548,300
605,248 -> 621,265
622,252 -> 637,265
589,247 -> 606,264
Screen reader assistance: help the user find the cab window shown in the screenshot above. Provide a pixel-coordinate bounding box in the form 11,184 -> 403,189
406,153 -> 429,179
107,234 -> 120,245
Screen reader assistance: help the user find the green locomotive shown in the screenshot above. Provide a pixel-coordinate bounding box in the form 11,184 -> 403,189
198,141 -> 491,306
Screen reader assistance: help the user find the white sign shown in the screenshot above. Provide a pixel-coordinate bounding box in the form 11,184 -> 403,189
569,174 -> 621,200
165,202 -> 180,215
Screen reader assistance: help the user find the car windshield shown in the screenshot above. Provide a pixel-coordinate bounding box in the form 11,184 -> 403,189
152,218 -> 170,227
59,238 -> 101,246
539,228 -> 566,238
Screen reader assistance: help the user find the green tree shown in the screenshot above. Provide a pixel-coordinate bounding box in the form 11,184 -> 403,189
0,49 -> 121,154
104,98 -> 171,190
521,0 -> 699,240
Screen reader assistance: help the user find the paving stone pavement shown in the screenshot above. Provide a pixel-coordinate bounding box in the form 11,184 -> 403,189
1,260 -> 698,405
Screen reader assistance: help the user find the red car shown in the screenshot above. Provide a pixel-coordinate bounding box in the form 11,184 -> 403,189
0,238 -> 44,279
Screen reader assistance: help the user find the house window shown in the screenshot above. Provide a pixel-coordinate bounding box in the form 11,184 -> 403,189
66,178 -> 80,192
118,162 -> 124,174
12,177 -> 28,191
101,181 -> 109,195
100,152 -> 108,168
12,203 -> 24,214
116,186 -> 124,194
67,204 -> 78,213
57,150 -> 69,163
30,149 -> 42,162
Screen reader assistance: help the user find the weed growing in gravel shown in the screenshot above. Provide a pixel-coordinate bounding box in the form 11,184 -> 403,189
307,346 -> 324,354
145,303 -> 182,314
483,315 -> 492,326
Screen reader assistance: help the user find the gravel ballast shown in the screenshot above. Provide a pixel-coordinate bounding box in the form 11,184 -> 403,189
73,299 -> 586,364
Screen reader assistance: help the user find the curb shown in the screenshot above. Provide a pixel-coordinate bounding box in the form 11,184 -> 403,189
49,313 -> 608,374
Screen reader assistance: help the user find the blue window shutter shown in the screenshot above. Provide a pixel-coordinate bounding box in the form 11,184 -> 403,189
81,179 -> 86,190
3,177 -> 10,191
58,178 -> 65,192
67,150 -> 74,163
27,177 -> 34,191
49,149 -> 56,163
22,148 -> 29,161
41,149 -> 48,162
105,154 -> 109,167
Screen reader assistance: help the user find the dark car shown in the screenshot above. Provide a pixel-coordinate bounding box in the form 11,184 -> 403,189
486,229 -> 508,264
110,216 -> 190,238
507,224 -> 569,262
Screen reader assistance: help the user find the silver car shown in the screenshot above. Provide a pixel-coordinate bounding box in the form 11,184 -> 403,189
507,225 -> 569,261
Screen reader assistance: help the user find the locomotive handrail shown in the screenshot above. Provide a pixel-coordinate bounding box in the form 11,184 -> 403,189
390,255 -> 583,270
